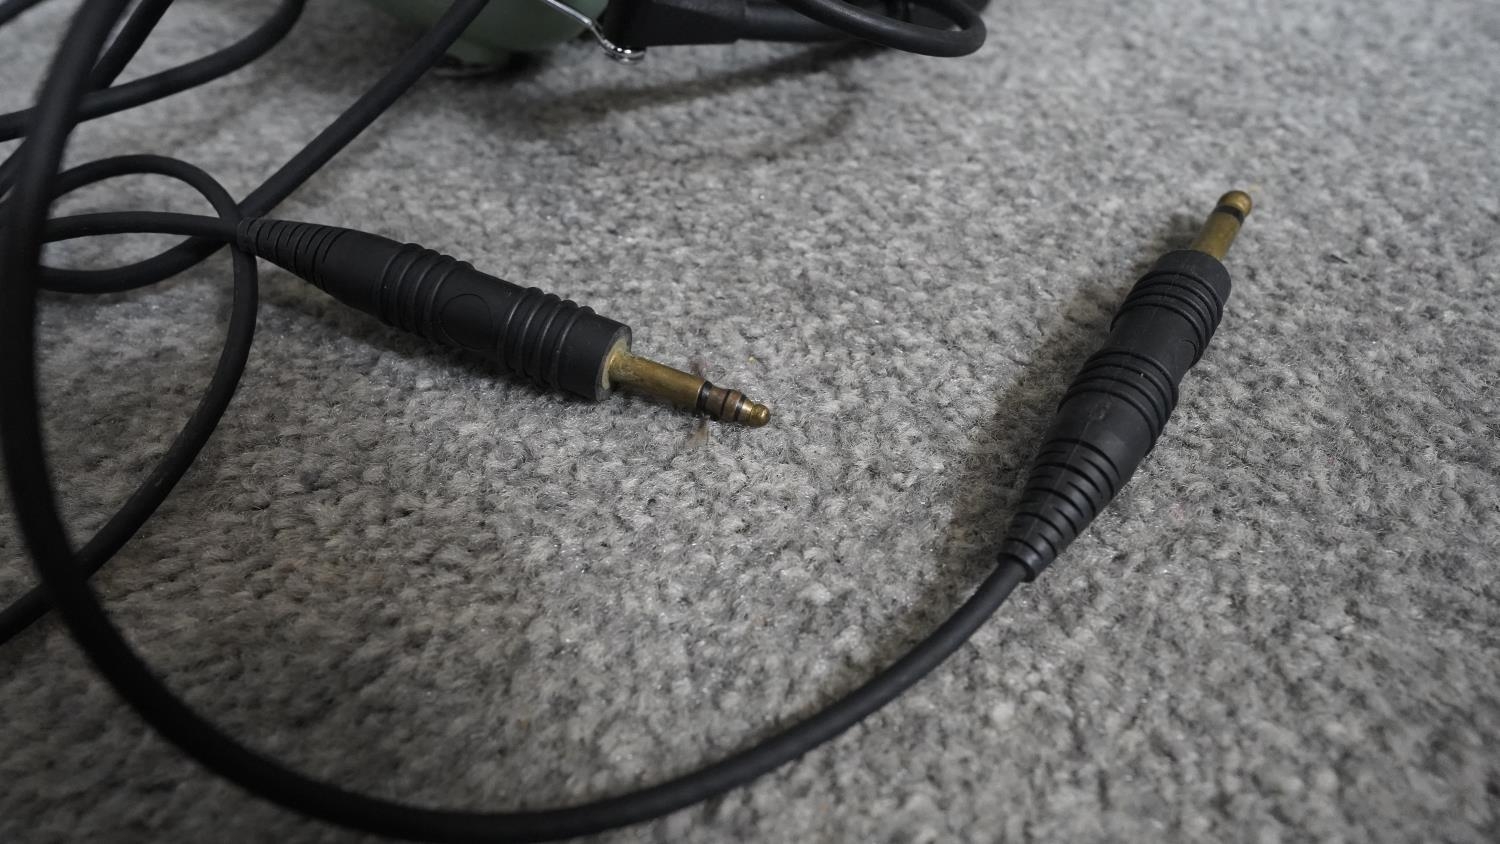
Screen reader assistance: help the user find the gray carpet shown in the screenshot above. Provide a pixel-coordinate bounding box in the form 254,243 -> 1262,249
2,0 -> 1498,841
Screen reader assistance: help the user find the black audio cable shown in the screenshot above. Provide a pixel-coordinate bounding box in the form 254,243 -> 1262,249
0,0 -> 986,640
0,0 -> 49,27
0,0 -> 307,191
8,186 -> 1253,842
1,0 -> 1255,841
0,0 -> 303,144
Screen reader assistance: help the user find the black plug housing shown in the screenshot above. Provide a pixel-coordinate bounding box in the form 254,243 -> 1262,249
998,192 -> 1251,579
237,219 -> 629,400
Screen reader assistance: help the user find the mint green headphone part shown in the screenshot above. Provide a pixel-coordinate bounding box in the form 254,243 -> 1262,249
362,0 -> 611,65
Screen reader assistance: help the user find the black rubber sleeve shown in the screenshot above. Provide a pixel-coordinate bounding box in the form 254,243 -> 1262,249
768,0 -> 983,56
999,249 -> 1233,579
603,0 -> 848,45
237,219 -> 630,401
601,0 -> 982,53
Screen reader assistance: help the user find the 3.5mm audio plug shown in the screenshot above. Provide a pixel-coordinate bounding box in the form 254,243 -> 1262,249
998,191 -> 1253,579
235,219 -> 770,426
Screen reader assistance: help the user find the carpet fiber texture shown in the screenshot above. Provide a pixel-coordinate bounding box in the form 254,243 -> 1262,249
2,0 -> 1497,841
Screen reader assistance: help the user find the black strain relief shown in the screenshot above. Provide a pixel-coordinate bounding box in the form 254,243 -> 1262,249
235,218 -> 630,401
237,217 -> 343,291
999,249 -> 1232,581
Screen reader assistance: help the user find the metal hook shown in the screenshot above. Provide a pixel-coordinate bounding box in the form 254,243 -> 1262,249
532,0 -> 646,63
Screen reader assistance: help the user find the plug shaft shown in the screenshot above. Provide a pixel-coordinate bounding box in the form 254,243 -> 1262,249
607,350 -> 770,427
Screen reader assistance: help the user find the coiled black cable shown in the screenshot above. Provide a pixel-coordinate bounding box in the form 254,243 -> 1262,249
0,0 -> 305,142
1,0 -> 489,639
0,0 -> 304,196
1,1 -> 1033,842
31,0 -> 475,295
0,156 -> 254,646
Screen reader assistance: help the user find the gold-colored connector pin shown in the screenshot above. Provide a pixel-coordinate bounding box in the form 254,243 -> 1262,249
1189,190 -> 1254,260
606,348 -> 771,427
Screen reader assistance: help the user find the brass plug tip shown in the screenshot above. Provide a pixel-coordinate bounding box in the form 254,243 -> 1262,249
742,402 -> 772,427
1217,190 -> 1253,219
1190,189 -> 1254,261
606,349 -> 772,427
699,383 -> 772,427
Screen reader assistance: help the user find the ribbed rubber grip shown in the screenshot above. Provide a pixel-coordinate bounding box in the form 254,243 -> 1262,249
999,250 -> 1232,579
237,219 -> 630,401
